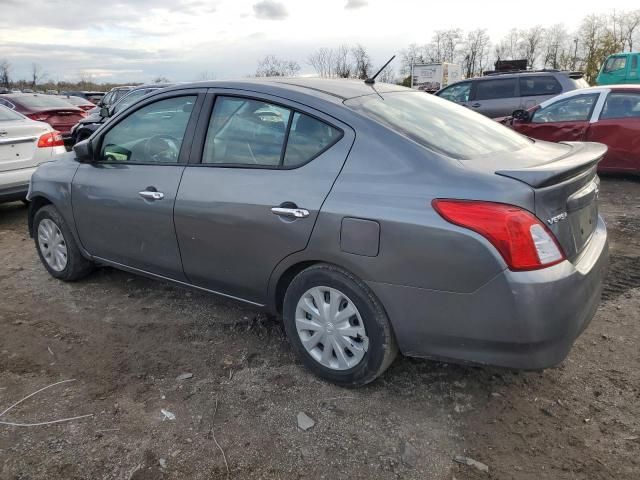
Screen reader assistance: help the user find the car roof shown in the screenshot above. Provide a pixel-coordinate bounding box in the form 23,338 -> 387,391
162,78 -> 409,102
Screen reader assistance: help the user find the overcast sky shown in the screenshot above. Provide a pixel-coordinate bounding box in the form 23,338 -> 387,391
0,0 -> 638,84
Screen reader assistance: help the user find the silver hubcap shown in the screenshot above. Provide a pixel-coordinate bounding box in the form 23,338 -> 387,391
37,218 -> 68,272
295,286 -> 369,370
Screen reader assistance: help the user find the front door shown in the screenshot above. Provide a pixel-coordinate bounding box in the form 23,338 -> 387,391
72,93 -> 201,279
514,92 -> 601,143
174,93 -> 354,304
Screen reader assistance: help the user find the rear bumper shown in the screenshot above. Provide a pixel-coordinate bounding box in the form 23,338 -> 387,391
368,216 -> 609,369
0,167 -> 36,202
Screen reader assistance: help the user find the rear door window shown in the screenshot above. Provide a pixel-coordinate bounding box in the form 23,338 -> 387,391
531,93 -> 599,123
474,78 -> 517,100
519,76 -> 562,97
203,96 -> 341,168
600,92 -> 640,119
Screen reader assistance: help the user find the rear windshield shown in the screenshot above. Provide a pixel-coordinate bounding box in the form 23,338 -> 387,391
0,106 -> 25,121
346,91 -> 531,159
13,95 -> 78,110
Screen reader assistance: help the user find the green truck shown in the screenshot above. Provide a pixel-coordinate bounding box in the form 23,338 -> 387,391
596,52 -> 640,85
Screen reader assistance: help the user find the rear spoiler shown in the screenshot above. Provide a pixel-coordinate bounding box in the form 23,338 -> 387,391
568,71 -> 585,79
495,142 -> 607,188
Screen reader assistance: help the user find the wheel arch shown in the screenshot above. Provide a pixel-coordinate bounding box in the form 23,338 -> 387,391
27,195 -> 53,238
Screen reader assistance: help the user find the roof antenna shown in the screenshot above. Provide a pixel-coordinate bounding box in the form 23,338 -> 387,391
364,55 -> 396,85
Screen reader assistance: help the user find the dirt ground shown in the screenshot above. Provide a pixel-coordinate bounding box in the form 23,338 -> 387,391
0,176 -> 638,480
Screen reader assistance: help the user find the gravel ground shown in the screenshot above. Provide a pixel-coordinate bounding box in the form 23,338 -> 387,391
0,176 -> 638,480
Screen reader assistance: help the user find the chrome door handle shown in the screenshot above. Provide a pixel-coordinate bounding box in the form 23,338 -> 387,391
471,103 -> 481,108
271,207 -> 310,218
139,190 -> 164,200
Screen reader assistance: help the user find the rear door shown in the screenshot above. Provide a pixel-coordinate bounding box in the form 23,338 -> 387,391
174,91 -> 355,304
514,92 -> 601,142
469,77 -> 518,118
72,91 -> 203,279
586,90 -> 640,172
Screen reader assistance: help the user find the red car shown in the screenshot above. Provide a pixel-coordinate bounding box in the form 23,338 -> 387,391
0,94 -> 86,140
509,85 -> 640,173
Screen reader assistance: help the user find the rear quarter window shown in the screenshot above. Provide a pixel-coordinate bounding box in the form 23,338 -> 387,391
519,76 -> 562,96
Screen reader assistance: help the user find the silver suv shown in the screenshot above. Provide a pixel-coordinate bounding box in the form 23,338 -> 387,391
435,71 -> 589,118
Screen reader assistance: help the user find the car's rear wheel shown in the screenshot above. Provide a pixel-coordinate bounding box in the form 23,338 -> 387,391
34,205 -> 94,281
282,264 -> 398,386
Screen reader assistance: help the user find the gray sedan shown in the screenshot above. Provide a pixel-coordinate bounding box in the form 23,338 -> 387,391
27,79 -> 609,386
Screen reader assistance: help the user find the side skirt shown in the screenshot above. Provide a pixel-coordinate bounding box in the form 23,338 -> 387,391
92,256 -> 266,308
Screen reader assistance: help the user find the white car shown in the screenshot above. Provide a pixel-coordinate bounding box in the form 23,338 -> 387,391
0,105 -> 66,203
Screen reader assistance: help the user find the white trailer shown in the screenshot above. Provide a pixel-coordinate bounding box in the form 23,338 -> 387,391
410,63 -> 462,92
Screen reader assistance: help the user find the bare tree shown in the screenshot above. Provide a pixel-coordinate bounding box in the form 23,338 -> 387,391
334,45 -> 353,78
621,9 -> 640,51
308,48 -> 334,77
351,44 -> 372,79
462,29 -> 491,77
375,63 -> 396,84
0,59 -> 10,88
255,55 -> 300,77
399,43 -> 428,75
579,14 -> 607,83
519,25 -> 545,69
30,63 -> 46,89
495,28 -> 521,61
542,24 -> 569,69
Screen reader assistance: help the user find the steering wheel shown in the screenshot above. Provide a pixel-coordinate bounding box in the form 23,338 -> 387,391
143,134 -> 180,163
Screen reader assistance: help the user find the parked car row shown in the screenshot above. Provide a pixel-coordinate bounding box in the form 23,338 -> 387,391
0,94 -> 86,141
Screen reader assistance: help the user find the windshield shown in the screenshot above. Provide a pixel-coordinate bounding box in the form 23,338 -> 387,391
604,56 -> 627,73
13,95 -> 79,110
0,105 -> 25,121
346,91 -> 531,159
113,89 -> 154,114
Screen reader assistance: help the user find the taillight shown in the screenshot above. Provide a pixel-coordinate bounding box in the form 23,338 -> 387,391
27,113 -> 49,122
432,199 -> 565,271
37,131 -> 64,148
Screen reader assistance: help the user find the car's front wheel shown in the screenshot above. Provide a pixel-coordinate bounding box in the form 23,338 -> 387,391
282,264 -> 398,386
34,205 -> 94,281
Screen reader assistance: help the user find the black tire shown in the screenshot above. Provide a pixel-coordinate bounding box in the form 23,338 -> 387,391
33,205 -> 94,281
282,264 -> 398,386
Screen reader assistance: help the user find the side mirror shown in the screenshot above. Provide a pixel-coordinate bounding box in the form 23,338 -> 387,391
73,139 -> 95,163
100,107 -> 110,118
512,109 -> 531,122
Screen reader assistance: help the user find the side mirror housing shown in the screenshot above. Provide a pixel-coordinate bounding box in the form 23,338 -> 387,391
100,106 -> 110,118
512,109 -> 531,122
73,139 -> 95,163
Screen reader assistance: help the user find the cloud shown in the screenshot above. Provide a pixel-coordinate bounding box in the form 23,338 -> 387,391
253,0 -> 287,20
345,0 -> 368,9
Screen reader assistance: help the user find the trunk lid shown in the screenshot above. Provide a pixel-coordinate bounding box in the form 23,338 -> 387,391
463,140 -> 606,261
31,109 -> 84,134
0,119 -> 50,172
